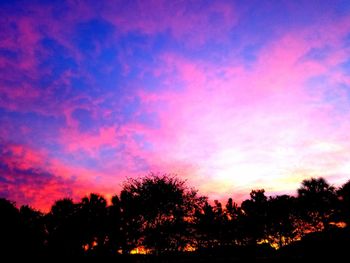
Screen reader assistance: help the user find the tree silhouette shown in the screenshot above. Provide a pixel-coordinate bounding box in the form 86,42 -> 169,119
223,198 -> 241,246
1,175 -> 349,259
0,198 -> 20,256
79,193 -> 109,256
119,188 -> 144,254
194,201 -> 216,249
212,200 -> 227,246
46,198 -> 83,256
297,177 -> 337,233
337,179 -> 350,227
105,195 -> 122,254
266,195 -> 297,248
120,173 -> 204,253
19,205 -> 46,256
241,189 -> 268,245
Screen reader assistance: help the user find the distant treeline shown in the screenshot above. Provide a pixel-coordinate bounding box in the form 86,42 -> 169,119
1,174 -> 350,260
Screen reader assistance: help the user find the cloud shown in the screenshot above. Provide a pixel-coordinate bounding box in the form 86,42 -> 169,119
1,0 -> 350,209
0,142 -> 122,211
0,143 -> 74,210
99,0 -> 237,46
128,15 -> 350,200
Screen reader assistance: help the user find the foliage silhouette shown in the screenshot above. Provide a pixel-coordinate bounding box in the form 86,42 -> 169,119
266,195 -> 296,248
46,198 -> 83,256
106,195 -> 122,255
19,205 -> 45,256
297,177 -> 337,232
0,175 -> 349,260
0,198 -> 21,256
338,179 -> 350,226
120,174 -> 205,254
241,189 -> 268,245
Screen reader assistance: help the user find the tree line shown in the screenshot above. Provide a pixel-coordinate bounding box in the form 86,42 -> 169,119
1,174 -> 350,259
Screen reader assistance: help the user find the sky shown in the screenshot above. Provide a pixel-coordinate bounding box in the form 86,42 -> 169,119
1,0 -> 350,211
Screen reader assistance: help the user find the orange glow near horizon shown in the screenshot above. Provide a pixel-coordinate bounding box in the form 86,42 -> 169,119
130,246 -> 151,255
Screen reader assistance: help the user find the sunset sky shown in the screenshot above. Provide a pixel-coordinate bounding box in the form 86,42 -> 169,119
1,0 -> 350,210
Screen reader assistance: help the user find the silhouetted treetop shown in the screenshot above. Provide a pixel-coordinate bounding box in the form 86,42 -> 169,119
0,175 -> 349,259
120,173 -> 205,253
297,177 -> 338,231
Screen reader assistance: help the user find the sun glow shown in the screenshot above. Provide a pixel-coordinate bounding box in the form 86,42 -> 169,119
130,246 -> 151,255
183,244 -> 197,252
329,221 -> 347,228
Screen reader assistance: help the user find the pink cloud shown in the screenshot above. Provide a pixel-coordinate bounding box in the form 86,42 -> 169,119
62,126 -> 118,155
127,16 -> 350,202
1,1 -> 350,209
0,142 -> 122,211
